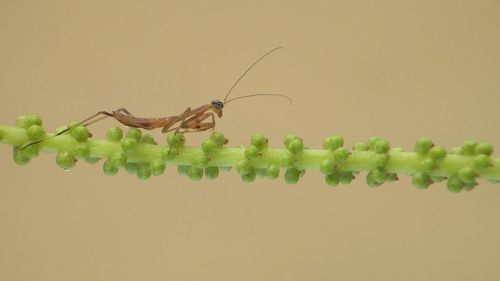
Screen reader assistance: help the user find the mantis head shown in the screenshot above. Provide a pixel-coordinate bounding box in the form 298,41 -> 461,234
211,99 -> 224,117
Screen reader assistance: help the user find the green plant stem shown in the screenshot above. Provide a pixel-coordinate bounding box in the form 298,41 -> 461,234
1,124 -> 499,182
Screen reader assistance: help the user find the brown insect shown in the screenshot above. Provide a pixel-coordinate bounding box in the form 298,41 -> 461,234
23,47 -> 291,148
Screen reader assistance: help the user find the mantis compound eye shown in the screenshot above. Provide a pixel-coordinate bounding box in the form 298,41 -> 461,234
212,100 -> 224,109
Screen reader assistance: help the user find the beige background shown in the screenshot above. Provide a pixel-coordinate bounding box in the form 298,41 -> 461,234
1,1 -> 500,280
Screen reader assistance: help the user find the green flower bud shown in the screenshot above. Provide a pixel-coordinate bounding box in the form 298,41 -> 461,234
368,137 -> 383,150
137,162 -> 152,180
265,164 -> 280,179
210,132 -> 227,147
461,140 -> 477,156
319,159 -> 335,175
244,146 -> 260,160
284,134 -> 299,147
429,146 -> 447,160
241,169 -> 257,183
287,138 -> 304,154
205,166 -> 219,180
121,137 -> 138,153
126,128 -> 142,141
16,144 -> 39,159
475,143 -> 493,156
27,125 -> 45,141
151,159 -> 166,176
367,168 -> 386,187
373,168 -> 388,183
412,172 -> 431,189
323,135 -> 344,151
366,175 -> 381,188
26,114 -> 42,127
447,176 -> 464,193
325,170 -> 341,186
167,132 -> 185,148
251,134 -> 268,150
106,127 -> 123,142
13,147 -> 31,165
236,160 -> 253,175
187,166 -> 203,181
373,139 -> 390,154
333,148 -> 350,164
202,139 -> 218,154
56,151 -> 76,171
473,154 -> 492,169
70,126 -> 89,143
103,160 -> 119,176
458,167 -> 477,183
414,137 -> 433,155
284,168 -> 301,184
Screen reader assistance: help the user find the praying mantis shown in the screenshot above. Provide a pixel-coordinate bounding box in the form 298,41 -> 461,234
23,47 -> 291,149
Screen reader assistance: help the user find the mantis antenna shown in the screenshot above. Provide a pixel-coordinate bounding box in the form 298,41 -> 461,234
224,93 -> 292,105
223,46 -> 286,104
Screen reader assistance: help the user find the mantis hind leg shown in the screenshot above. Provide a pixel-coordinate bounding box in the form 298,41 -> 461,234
20,110 -> 114,150
116,108 -> 133,116
81,111 -> 115,127
82,107 -> 134,127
